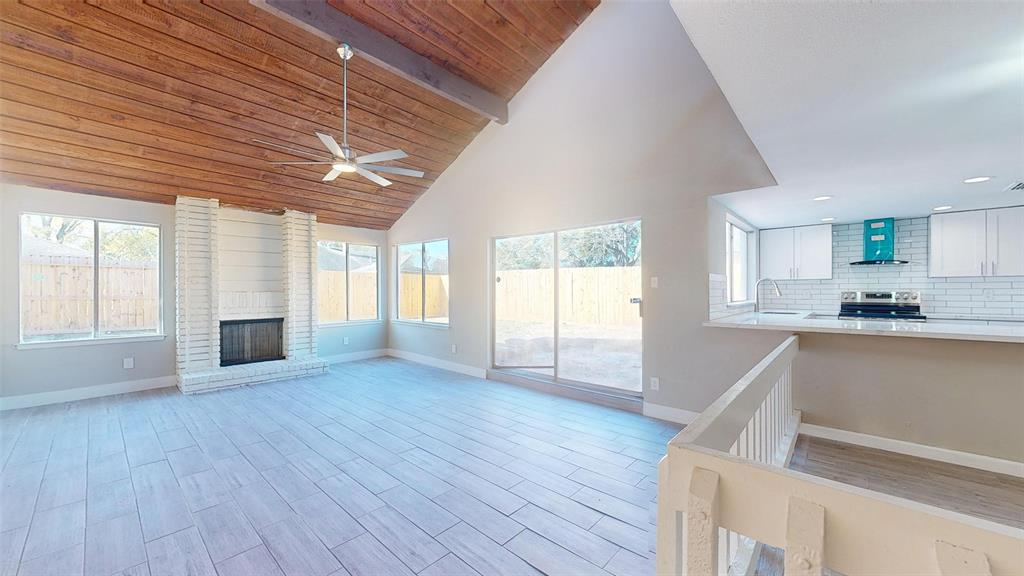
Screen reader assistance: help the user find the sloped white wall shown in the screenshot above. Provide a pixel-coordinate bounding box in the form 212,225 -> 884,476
386,0 -> 785,414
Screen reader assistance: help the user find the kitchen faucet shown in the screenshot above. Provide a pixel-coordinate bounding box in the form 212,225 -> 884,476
753,278 -> 782,313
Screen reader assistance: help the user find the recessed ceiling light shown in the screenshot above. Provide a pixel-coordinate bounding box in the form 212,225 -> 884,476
933,205 -> 953,211
813,196 -> 832,201
963,176 -> 991,184
821,217 -> 835,222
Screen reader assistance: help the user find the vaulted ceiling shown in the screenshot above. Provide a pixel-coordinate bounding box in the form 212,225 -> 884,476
0,0 -> 598,229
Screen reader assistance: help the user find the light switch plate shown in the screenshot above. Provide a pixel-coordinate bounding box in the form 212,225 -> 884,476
650,276 -> 659,288
649,377 -> 660,391
123,357 -> 135,370
343,337 -> 350,345
451,344 -> 458,354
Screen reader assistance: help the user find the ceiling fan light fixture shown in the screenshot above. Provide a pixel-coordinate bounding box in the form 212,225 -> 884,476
332,162 -> 357,173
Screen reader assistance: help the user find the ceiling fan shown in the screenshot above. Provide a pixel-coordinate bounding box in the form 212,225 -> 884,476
254,43 -> 424,187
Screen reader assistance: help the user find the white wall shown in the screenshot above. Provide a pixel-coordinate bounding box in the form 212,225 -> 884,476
386,0 -> 786,414
317,223 -> 388,359
0,185 -> 176,398
757,217 -> 1024,318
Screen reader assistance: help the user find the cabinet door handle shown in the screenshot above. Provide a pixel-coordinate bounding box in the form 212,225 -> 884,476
980,261 -> 985,276
992,260 -> 996,276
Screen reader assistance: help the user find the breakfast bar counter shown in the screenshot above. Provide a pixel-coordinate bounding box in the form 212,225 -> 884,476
704,310 -> 1024,344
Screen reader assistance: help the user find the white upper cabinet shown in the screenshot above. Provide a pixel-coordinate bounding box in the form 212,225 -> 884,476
794,224 -> 834,279
929,210 -> 987,277
759,224 -> 832,280
986,206 -> 1024,276
930,207 -> 1023,277
759,227 -> 794,279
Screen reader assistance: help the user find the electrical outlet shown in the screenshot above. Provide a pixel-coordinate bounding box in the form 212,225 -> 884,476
343,337 -> 350,345
123,357 -> 135,370
451,344 -> 458,355
650,276 -> 659,288
649,377 -> 660,391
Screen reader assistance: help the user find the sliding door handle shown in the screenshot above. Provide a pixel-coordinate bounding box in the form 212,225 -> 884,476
630,297 -> 642,317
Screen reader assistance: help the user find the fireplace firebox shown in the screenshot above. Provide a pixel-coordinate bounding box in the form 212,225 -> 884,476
220,318 -> 285,366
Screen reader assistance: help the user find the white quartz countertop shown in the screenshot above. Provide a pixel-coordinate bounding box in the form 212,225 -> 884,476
704,310 -> 1024,344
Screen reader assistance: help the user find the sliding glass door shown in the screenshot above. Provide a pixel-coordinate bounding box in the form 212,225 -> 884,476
557,221 -> 642,392
493,234 -> 555,376
492,221 -> 642,394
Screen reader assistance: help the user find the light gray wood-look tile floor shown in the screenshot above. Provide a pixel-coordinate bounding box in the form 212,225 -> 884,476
0,358 -> 681,576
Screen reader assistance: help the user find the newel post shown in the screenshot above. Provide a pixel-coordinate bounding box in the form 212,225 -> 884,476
686,467 -> 720,576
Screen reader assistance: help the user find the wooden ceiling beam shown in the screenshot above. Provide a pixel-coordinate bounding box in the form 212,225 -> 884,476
204,0 -> 488,131
252,0 -> 509,124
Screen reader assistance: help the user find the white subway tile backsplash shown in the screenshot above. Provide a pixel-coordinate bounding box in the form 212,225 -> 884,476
757,217 -> 1024,319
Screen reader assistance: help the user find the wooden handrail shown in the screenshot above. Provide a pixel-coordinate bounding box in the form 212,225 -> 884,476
672,335 -> 798,452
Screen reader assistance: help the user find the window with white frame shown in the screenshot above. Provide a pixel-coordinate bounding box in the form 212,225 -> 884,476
726,220 -> 750,303
397,239 -> 449,324
317,241 -> 379,324
20,213 -> 161,343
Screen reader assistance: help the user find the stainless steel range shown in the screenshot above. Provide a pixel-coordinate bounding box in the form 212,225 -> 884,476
839,291 -> 926,321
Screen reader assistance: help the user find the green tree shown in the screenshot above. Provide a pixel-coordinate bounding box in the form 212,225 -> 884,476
559,221 -> 640,267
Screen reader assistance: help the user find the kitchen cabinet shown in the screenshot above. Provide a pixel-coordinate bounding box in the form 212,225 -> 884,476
759,224 -> 832,280
929,206 -> 1023,277
795,224 -> 834,279
986,206 -> 1024,276
759,227 -> 794,279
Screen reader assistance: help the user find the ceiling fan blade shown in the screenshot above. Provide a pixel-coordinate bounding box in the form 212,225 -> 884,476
270,161 -> 335,165
322,168 -> 343,182
356,166 -> 392,187
315,132 -> 345,158
356,149 -> 407,164
252,139 -> 331,160
358,164 -> 425,178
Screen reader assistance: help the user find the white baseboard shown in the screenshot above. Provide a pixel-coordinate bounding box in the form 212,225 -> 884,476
642,401 -> 700,425
800,423 -> 1024,479
384,349 -> 487,379
0,375 -> 177,411
320,349 -> 388,364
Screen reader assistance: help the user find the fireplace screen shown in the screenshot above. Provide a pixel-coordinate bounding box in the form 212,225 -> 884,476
220,318 -> 284,366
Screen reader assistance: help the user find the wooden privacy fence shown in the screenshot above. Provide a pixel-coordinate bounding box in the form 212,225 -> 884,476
317,270 -> 378,322
495,267 -> 642,326
399,272 -> 450,319
20,262 -> 159,336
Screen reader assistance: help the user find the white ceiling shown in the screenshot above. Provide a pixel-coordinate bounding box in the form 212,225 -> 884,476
671,1 -> 1024,228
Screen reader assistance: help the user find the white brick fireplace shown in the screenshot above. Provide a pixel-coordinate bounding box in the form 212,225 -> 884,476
174,196 -> 327,393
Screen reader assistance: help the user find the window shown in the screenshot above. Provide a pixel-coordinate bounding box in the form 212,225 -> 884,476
316,241 -> 379,323
397,239 -> 449,324
726,220 -> 750,303
20,213 -> 161,343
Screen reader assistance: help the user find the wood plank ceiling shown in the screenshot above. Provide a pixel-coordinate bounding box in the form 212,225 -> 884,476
0,0 -> 598,229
